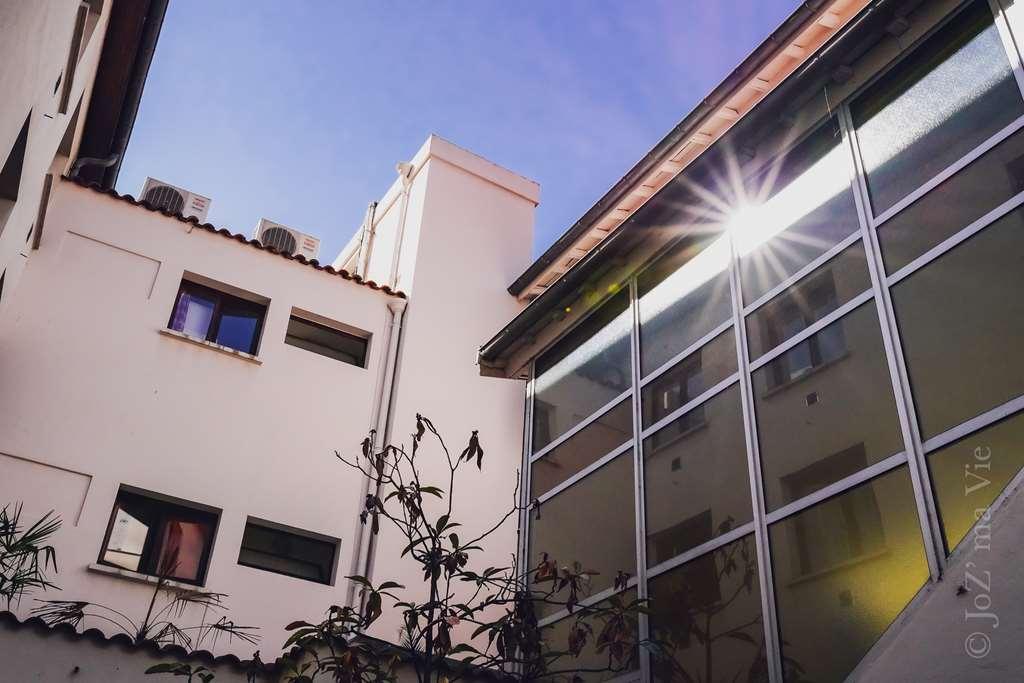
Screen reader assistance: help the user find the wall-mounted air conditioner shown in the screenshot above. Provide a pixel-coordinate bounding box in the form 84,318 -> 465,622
253,218 -> 321,260
140,177 -> 211,222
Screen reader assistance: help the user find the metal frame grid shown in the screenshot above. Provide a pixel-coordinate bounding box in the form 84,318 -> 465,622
517,2 -> 1024,680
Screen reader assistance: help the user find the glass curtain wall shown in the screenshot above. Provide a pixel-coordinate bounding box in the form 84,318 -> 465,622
525,2 -> 1024,681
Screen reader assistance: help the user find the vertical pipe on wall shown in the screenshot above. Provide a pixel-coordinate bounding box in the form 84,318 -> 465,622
345,297 -> 408,608
388,162 -> 415,291
355,201 -> 378,278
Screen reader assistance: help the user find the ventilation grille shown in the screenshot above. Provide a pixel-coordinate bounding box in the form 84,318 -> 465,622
143,185 -> 186,214
260,226 -> 298,254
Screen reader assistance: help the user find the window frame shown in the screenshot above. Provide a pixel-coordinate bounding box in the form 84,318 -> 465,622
236,518 -> 339,585
167,279 -> 267,356
284,312 -> 369,368
97,488 -> 219,587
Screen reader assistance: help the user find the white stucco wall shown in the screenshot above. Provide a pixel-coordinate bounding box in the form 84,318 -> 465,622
0,180 -> 399,658
0,0 -> 109,308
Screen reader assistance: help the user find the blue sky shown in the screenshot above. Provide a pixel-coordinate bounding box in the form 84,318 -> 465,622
119,1 -> 799,265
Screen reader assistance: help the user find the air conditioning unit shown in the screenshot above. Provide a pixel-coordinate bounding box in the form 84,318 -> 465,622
140,177 -> 211,222
253,218 -> 321,260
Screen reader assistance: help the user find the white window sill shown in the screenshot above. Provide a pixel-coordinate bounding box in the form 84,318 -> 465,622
87,562 -> 211,592
159,328 -> 262,365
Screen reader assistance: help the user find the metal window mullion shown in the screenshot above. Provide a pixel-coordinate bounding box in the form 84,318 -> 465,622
518,372 -> 535,584
839,104 -> 946,578
922,391 -> 1024,454
628,277 -> 651,683
529,387 -> 632,462
727,230 -> 783,683
646,522 -> 756,581
639,318 -> 734,388
639,373 -> 739,439
534,440 -> 634,505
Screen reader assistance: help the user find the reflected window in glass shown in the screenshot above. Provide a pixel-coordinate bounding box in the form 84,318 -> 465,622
644,385 -> 752,565
753,304 -> 905,511
770,466 -> 928,682
641,328 -> 736,429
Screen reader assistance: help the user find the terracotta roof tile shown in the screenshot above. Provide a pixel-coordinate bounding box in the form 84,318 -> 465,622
63,176 -> 407,299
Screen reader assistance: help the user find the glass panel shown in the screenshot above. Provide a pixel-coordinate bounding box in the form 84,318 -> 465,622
641,328 -> 736,429
285,316 -> 368,366
851,0 -> 1024,214
735,122 -> 861,305
156,518 -> 211,582
216,303 -> 262,354
170,292 -> 215,339
753,303 -> 905,511
534,290 -> 632,453
770,466 -> 929,682
644,386 -> 752,564
928,411 -> 1024,553
531,399 -> 633,499
238,523 -> 336,584
103,506 -> 150,572
878,125 -> 1024,274
648,535 -> 767,683
746,241 -> 871,360
638,233 -> 733,377
891,207 -> 1024,439
539,590 -> 639,682
530,453 -> 636,618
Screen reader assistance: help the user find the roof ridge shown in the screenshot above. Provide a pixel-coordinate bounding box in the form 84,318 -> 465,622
62,176 -> 407,299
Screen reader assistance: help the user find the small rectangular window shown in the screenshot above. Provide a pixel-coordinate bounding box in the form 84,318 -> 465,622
168,279 -> 266,355
99,489 -> 218,585
237,519 -> 337,585
284,314 -> 368,367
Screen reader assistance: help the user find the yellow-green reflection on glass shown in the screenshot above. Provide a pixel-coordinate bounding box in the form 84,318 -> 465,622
770,466 -> 928,682
539,590 -> 639,682
648,535 -> 767,683
929,411 -> 1024,553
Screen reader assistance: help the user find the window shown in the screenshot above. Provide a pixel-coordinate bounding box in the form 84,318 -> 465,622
532,290 -> 632,453
648,535 -> 766,682
529,453 -> 635,618
892,206 -> 1024,439
99,489 -> 218,585
644,386 -> 752,563
238,519 -> 338,585
753,304 -> 905,511
746,242 -> 871,361
851,0 -> 1024,214
539,590 -> 639,682
168,280 -> 266,355
530,398 -> 632,498
770,466 -> 928,682
285,313 -> 368,367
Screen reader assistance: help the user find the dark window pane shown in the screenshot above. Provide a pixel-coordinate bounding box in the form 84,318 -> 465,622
539,591 -> 639,682
753,304 -> 905,511
531,399 -> 633,498
642,328 -> 736,429
530,454 -> 635,618
215,304 -> 262,354
746,241 -> 871,360
644,386 -> 752,565
285,315 -> 368,366
851,0 -> 1024,214
736,122 -> 861,305
169,291 -> 215,339
238,521 -> 337,584
892,207 -> 1024,439
638,233 -> 733,376
770,466 -> 929,682
533,290 -> 632,452
649,535 -> 767,683
878,125 -> 1024,274
928,411 -> 1024,553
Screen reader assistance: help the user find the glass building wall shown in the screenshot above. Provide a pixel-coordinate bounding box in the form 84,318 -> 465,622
525,2 -> 1024,681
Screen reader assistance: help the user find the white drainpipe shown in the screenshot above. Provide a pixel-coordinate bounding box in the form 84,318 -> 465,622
388,161 -> 415,290
346,296 -> 407,608
355,201 -> 377,279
